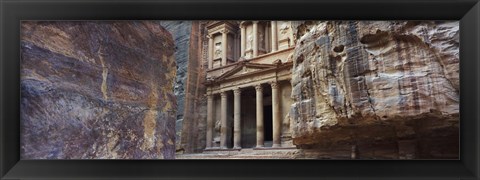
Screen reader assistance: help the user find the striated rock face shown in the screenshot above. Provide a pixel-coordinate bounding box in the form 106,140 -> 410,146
291,21 -> 459,159
20,21 -> 177,159
158,21 -> 209,153
159,21 -> 192,151
178,21 -> 209,153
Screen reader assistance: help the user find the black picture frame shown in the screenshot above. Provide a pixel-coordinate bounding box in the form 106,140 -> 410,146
1,0 -> 479,179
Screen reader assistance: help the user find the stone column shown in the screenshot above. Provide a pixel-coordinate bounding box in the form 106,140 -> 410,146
265,23 -> 269,52
233,88 -> 242,149
271,81 -> 281,148
255,84 -> 264,148
351,145 -> 357,159
207,35 -> 213,69
221,30 -> 228,66
271,21 -> 278,52
252,21 -> 259,57
240,23 -> 246,57
206,92 -> 214,149
220,91 -> 228,149
234,34 -> 238,60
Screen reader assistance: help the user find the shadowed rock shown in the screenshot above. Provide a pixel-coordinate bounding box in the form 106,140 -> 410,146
20,21 -> 177,159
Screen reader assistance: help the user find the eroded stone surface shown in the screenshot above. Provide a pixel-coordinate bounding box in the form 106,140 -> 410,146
20,21 -> 177,159
159,21 -> 192,152
159,21 -> 209,154
290,21 -> 459,159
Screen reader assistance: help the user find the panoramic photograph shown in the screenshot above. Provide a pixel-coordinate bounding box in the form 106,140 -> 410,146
20,20 -> 459,159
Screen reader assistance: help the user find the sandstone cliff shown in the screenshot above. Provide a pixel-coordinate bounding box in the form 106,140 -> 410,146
20,21 -> 177,159
158,21 -> 209,153
159,21 -> 192,152
291,21 -> 459,159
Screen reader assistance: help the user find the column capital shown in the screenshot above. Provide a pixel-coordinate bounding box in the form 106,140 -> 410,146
240,21 -> 247,28
207,34 -> 213,39
255,84 -> 263,91
220,91 -> 228,97
206,92 -> 213,97
270,81 -> 279,89
233,88 -> 241,95
221,29 -> 230,34
252,21 -> 259,24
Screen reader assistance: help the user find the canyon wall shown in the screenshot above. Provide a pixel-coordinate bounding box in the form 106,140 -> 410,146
161,21 -> 210,153
291,21 -> 459,159
178,21 -> 209,153
20,21 -> 177,159
159,21 -> 192,151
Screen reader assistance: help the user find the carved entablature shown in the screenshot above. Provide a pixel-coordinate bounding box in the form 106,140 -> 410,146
205,59 -> 293,92
206,21 -> 238,35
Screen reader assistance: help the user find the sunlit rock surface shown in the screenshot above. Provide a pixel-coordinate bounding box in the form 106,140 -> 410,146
20,21 -> 177,159
290,21 -> 459,159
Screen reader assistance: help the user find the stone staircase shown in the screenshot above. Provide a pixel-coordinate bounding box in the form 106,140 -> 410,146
176,148 -> 303,159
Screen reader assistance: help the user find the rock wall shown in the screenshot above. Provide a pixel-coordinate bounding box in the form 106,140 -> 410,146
291,21 -> 459,159
178,21 -> 209,153
159,21 -> 192,151
155,21 -> 210,154
20,21 -> 177,159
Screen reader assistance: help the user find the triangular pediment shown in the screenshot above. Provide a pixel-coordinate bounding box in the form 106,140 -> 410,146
216,62 -> 277,81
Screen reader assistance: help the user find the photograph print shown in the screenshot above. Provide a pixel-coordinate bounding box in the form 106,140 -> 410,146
20,20 -> 459,159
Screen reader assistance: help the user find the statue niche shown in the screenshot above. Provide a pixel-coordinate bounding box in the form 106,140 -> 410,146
247,31 -> 253,50
280,22 -> 290,37
214,42 -> 222,59
258,31 -> 264,50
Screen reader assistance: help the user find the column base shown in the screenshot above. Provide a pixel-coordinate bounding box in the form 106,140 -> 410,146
272,144 -> 282,148
256,145 -> 264,148
233,146 -> 242,150
204,147 -> 241,151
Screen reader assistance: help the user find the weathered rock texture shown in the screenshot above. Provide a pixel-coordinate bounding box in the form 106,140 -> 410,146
20,21 -> 177,159
291,21 -> 459,159
177,21 -> 209,153
159,21 -> 192,151
160,21 -> 209,153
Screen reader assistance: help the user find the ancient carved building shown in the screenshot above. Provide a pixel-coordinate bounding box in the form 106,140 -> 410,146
204,21 -> 296,150
178,21 -> 459,159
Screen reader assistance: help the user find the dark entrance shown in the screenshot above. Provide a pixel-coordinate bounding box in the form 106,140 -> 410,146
263,105 -> 273,143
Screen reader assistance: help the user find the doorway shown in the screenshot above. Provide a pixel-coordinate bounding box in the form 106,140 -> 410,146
263,105 -> 273,145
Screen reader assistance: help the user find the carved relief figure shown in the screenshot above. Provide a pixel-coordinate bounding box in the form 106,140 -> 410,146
214,42 -> 222,59
247,31 -> 253,50
259,31 -> 264,49
280,22 -> 290,35
228,43 -> 233,59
